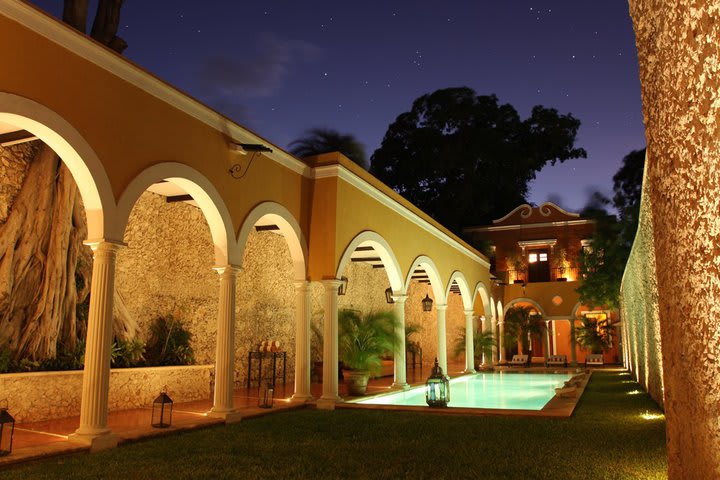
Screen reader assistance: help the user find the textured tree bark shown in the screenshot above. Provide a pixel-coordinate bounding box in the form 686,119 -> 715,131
0,144 -> 90,359
629,1 -> 720,478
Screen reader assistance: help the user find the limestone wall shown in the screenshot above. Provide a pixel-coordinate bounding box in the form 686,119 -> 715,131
0,365 -> 213,423
620,166 -> 664,408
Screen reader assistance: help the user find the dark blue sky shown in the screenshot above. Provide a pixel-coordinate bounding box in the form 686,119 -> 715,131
32,1 -> 645,213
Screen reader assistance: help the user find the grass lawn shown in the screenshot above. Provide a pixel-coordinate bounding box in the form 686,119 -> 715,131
5,371 -> 667,479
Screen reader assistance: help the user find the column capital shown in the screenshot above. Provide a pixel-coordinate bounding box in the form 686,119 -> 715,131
83,238 -> 126,252
391,294 -> 408,304
213,264 -> 241,276
463,309 -> 475,316
321,278 -> 343,291
294,279 -> 311,291
436,304 -> 448,312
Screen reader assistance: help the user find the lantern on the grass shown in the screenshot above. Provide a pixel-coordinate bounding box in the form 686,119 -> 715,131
151,388 -> 173,428
0,402 -> 15,456
425,358 -> 450,407
259,383 -> 274,408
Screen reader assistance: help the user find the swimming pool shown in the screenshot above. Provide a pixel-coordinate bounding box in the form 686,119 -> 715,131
354,372 -> 573,410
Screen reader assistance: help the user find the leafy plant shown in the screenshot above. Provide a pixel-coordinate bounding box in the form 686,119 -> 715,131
575,315 -> 612,354
452,327 -> 495,365
405,322 -> 423,355
39,341 -> 85,371
0,345 -> 11,373
503,306 -> 544,353
111,338 -> 145,368
337,309 -> 400,375
145,315 -> 195,366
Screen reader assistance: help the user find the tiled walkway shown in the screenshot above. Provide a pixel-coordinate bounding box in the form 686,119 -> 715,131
2,360 -> 455,467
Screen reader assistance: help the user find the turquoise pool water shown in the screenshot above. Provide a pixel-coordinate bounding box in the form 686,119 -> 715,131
355,372 -> 573,410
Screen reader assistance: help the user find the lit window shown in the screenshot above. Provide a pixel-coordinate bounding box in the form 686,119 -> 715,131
539,253 -> 548,262
528,253 -> 537,263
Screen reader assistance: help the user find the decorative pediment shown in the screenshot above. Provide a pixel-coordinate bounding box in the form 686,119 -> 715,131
492,202 -> 580,225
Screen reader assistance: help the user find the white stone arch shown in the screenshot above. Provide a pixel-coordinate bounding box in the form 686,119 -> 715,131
0,92 -> 116,240
116,163 -> 237,266
403,255 -> 446,304
496,299 -> 504,321
445,271 -> 473,310
473,282 -> 493,317
570,302 -> 584,319
505,297 -> 547,317
237,202 -> 308,281
336,231 -> 404,292
490,297 -> 497,319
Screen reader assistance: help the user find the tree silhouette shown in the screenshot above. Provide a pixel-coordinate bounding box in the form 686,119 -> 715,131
289,128 -> 368,169
369,87 -> 586,233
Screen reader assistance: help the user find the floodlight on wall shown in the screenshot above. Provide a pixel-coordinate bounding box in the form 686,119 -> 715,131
229,142 -> 273,179
385,287 -> 394,304
337,276 -> 349,296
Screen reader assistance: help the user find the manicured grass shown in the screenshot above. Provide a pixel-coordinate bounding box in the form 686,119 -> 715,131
5,371 -> 667,479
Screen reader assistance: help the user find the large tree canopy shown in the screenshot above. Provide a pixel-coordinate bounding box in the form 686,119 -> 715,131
369,87 -> 586,232
577,148 -> 646,309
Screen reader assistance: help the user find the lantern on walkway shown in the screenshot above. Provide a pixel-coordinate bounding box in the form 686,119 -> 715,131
259,382 -> 274,408
152,388 -> 173,428
422,294 -> 433,312
0,402 -> 15,456
425,358 -> 450,407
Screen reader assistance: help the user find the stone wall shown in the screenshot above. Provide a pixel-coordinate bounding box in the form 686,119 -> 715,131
0,365 -> 213,423
117,192 -> 299,385
620,167 -> 664,408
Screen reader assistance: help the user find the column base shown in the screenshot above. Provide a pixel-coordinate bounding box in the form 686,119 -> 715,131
391,382 -> 410,390
316,396 -> 343,410
290,393 -> 314,403
68,431 -> 119,453
208,409 -> 243,424
463,368 -> 476,374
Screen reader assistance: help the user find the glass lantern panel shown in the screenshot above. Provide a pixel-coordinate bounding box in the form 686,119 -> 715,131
0,423 -> 12,455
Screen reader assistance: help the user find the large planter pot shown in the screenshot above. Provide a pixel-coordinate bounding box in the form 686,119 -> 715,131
344,369 -> 370,396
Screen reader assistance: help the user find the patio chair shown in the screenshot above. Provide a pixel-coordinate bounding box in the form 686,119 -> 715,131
585,354 -> 604,367
546,355 -> 568,368
508,354 -> 529,367
555,385 -> 578,398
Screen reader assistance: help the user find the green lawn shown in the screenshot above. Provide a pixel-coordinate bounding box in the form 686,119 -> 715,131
5,371 -> 667,479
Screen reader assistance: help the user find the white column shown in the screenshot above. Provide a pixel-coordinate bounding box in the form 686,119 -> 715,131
318,279 -> 343,409
498,321 -> 506,363
570,319 -> 578,367
436,304 -> 448,375
292,280 -> 312,401
392,294 -> 409,389
210,265 -> 241,422
543,320 -> 551,365
551,320 -> 558,355
463,309 -> 475,373
71,240 -> 121,451
481,315 -> 494,368
491,315 -> 498,364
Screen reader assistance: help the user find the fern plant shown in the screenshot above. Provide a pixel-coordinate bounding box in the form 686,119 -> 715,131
337,309 -> 400,375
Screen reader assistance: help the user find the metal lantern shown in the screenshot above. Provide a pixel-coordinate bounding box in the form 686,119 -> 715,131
422,293 -> 434,312
425,358 -> 450,407
385,287 -> 394,304
151,388 -> 173,428
0,403 -> 14,457
337,276 -> 349,296
259,382 -> 274,408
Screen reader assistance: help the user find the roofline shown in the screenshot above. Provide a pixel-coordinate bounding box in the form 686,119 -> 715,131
492,202 -> 581,224
465,218 -> 595,233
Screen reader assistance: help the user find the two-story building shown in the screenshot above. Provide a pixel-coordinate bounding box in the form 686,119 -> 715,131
464,202 -> 620,365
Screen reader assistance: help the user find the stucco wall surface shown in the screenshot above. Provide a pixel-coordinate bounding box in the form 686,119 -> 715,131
0,365 -> 212,423
619,170 -> 663,408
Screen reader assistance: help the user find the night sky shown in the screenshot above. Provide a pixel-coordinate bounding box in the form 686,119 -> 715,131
31,1 -> 645,214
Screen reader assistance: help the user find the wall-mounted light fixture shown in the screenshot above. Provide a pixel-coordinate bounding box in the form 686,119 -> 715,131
385,287 -> 394,304
337,276 -> 349,296
229,143 -> 272,179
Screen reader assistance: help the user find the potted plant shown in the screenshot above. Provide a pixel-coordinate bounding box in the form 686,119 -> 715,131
338,309 -> 400,396
505,251 -> 526,284
551,247 -> 569,281
503,306 -> 544,357
452,326 -> 496,370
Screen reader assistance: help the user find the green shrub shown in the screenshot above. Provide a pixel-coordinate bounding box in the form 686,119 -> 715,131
145,315 -> 195,366
111,338 -> 145,368
0,346 -> 11,373
39,341 -> 85,371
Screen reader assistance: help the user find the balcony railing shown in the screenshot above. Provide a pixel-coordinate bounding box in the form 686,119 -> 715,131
496,267 -> 580,284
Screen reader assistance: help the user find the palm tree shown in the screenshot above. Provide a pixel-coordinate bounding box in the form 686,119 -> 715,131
575,315 -> 612,354
503,306 -> 544,355
452,327 -> 495,367
289,128 -> 368,169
